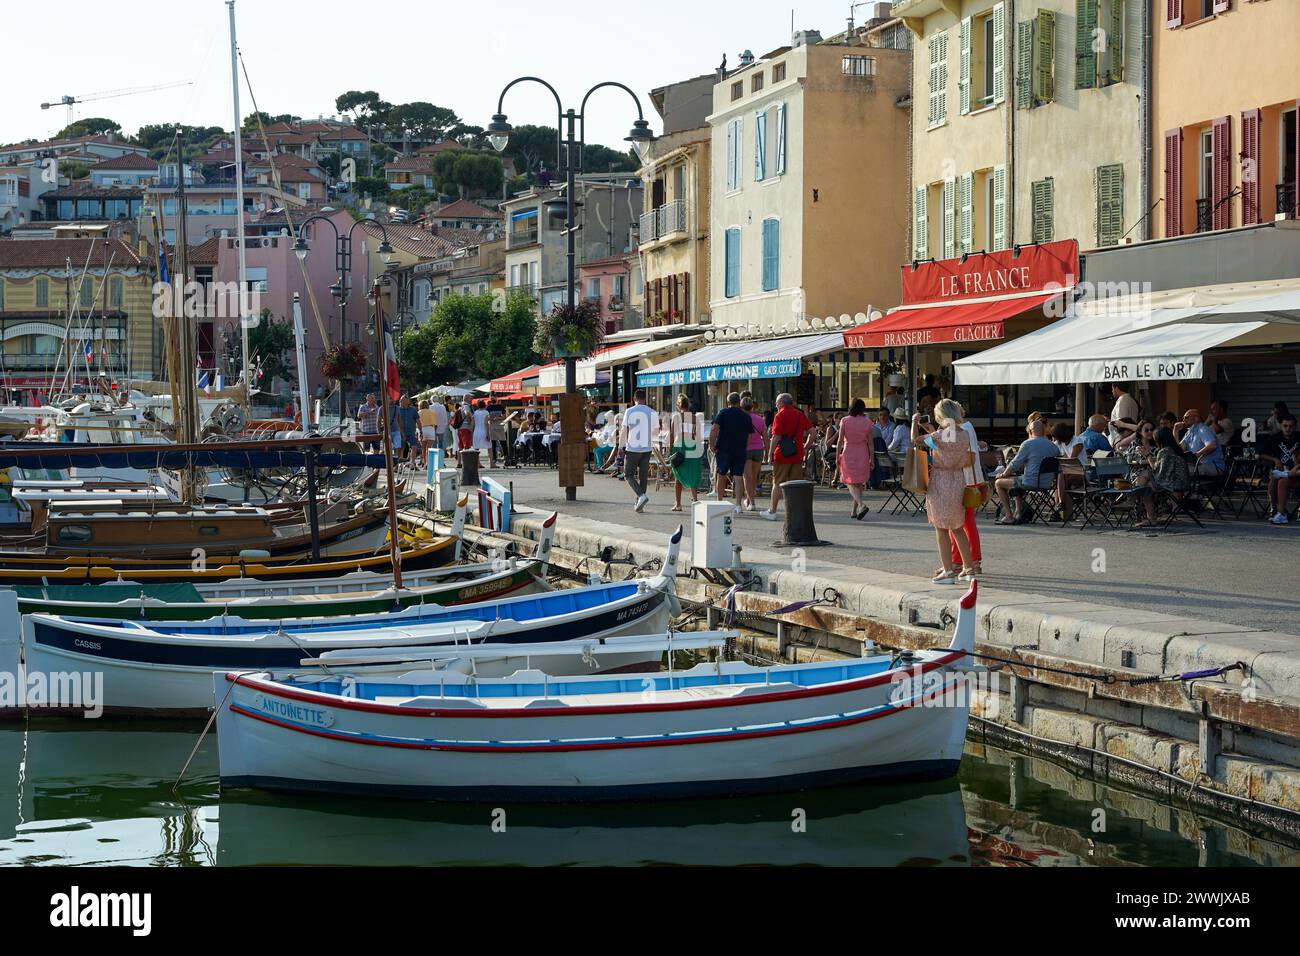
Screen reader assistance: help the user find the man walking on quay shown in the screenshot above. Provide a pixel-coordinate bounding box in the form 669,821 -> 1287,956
761,392 -> 813,521
621,389 -> 657,513
356,392 -> 380,452
710,391 -> 754,514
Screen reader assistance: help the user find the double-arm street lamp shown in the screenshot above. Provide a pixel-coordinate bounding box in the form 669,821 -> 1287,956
487,77 -> 653,500
292,215 -> 395,423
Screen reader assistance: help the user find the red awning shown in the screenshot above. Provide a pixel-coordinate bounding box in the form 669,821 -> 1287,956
842,290 -> 1062,350
488,364 -> 542,394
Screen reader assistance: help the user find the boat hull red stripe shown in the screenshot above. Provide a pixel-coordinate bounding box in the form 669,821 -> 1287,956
227,651 -> 965,719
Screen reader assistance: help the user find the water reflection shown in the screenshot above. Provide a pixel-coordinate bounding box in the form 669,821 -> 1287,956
0,723 -> 1296,867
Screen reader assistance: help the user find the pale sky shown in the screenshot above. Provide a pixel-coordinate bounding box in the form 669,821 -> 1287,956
0,0 -> 868,151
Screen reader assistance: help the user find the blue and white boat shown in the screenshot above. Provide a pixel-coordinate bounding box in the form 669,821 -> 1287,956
213,582 -> 981,802
20,529 -> 683,716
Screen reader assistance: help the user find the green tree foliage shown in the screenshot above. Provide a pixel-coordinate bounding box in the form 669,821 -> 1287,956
58,159 -> 90,181
135,123 -> 225,160
430,150 -> 503,198
400,292 -> 537,388
58,117 -> 121,139
248,314 -> 297,381
498,124 -> 637,185
387,102 -> 460,142
243,111 -> 300,130
354,176 -> 390,200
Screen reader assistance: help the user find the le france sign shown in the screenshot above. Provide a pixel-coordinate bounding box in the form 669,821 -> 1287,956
844,240 -> 1079,349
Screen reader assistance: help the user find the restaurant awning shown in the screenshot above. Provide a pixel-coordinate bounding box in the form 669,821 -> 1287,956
635,332 -> 846,388
843,238 -> 1079,350
535,337 -> 703,390
592,334 -> 704,371
843,290 -> 1062,349
487,364 -> 543,394
952,279 -> 1300,386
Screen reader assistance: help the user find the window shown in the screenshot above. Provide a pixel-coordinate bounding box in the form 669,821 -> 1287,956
751,73 -> 764,93
754,110 -> 767,181
724,227 -> 740,297
957,172 -> 973,254
961,5 -> 1005,113
586,277 -> 601,299
1199,128 -> 1214,201
1016,10 -> 1056,109
913,187 -> 928,260
776,102 -> 786,175
731,81 -> 743,101
79,279 -> 93,308
1076,0 -> 1098,89
726,118 -> 743,191
842,55 -> 875,76
245,266 -> 268,294
109,276 -> 123,308
1031,178 -> 1054,242
761,218 -> 780,291
928,31 -> 949,127
772,62 -> 786,83
35,278 -> 48,308
1096,164 -> 1125,246
612,275 -> 625,299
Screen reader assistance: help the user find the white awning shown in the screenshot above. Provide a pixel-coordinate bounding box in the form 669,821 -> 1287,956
954,279 -> 1300,386
538,336 -> 704,390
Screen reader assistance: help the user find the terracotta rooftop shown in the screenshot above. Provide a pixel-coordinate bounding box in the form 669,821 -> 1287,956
92,154 -> 159,171
384,156 -> 431,173
416,140 -> 465,156
434,199 -> 501,219
0,237 -> 143,269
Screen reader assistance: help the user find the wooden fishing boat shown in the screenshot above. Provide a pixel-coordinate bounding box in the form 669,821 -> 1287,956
211,581 -> 979,801
20,528 -> 680,716
12,513 -> 557,623
0,534 -> 458,586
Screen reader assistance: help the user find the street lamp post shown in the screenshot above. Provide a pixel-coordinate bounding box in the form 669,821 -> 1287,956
293,215 -> 395,424
487,77 -> 653,501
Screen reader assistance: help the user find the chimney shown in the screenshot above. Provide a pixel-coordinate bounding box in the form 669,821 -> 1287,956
738,49 -> 755,66
792,29 -> 823,47
873,2 -> 893,20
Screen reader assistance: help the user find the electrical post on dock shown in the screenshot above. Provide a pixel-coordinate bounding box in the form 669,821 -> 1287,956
370,280 -> 403,592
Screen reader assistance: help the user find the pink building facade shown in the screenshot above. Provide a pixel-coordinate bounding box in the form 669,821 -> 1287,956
577,254 -> 632,336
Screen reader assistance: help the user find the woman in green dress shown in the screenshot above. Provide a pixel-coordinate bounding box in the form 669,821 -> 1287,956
668,393 -> 703,512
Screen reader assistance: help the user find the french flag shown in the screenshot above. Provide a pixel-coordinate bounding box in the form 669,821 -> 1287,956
382,319 -> 400,403
84,340 -> 94,364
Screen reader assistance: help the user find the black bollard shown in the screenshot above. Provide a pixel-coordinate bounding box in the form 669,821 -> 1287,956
460,448 -> 481,488
775,479 -> 830,547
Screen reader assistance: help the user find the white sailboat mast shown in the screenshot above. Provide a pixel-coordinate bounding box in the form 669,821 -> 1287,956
228,0 -> 251,394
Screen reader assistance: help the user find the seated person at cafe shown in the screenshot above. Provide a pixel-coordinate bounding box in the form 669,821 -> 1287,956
1207,400 -> 1235,446
994,419 -> 1058,525
1050,421 -> 1075,455
1178,408 -> 1225,476
1057,414 -> 1112,521
1260,414 -> 1300,524
887,408 -> 912,454
1130,426 -> 1193,530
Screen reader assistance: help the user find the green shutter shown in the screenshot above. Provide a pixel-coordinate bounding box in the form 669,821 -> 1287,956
992,2 -> 1007,105
36,277 -> 49,308
958,172 -> 974,254
942,178 -> 956,259
1035,10 -> 1056,103
914,186 -> 929,260
1016,20 -> 1033,109
1108,0 -> 1125,84
959,17 -> 971,115
1096,164 -> 1125,246
992,165 -> 1007,251
1032,179 -> 1054,243
1076,0 -> 1097,90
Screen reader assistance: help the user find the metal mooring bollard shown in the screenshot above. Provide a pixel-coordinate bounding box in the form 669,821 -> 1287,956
460,448 -> 481,488
775,479 -> 829,547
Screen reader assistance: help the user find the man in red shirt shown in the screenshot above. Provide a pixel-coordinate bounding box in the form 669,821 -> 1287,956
761,392 -> 812,521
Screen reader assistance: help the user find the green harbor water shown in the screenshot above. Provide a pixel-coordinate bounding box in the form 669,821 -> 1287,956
0,721 -> 1295,867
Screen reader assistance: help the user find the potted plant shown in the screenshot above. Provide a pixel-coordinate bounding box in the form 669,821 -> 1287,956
318,342 -> 368,381
534,298 -> 604,359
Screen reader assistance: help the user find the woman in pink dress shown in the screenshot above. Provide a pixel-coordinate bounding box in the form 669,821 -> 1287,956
914,400 -> 976,585
836,398 -> 875,520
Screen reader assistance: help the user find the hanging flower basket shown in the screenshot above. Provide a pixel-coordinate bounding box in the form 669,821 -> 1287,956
318,343 -> 368,380
534,298 -> 604,360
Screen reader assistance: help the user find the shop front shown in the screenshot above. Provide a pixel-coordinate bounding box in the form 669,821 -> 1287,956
842,240 -> 1079,436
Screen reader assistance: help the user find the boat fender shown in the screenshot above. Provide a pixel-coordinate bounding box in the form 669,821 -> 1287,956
238,549 -> 271,560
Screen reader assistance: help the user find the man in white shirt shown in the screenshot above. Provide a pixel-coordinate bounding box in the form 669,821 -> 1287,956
883,387 -> 906,416
620,390 -> 657,513
430,400 -> 449,452
1109,383 -> 1140,435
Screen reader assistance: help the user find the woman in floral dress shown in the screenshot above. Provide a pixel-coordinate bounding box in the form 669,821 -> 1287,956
914,399 -> 976,584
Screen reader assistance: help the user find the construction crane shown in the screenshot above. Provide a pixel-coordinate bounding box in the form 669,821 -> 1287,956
40,80 -> 193,129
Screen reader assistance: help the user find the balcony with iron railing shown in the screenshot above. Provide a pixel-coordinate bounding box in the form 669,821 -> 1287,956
505,283 -> 537,299
639,199 -> 687,245
508,223 -> 539,248
1278,182 -> 1298,221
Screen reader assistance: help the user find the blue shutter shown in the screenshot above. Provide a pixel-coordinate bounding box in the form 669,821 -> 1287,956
725,227 -> 740,297
755,110 -> 767,181
776,102 -> 786,174
761,219 -> 780,291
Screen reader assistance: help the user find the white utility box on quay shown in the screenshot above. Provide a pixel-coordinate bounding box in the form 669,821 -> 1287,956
432,468 -> 459,512
691,500 -> 735,569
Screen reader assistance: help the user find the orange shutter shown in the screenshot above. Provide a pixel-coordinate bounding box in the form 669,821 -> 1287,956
1212,116 -> 1232,230
1164,128 -> 1184,237
1241,109 -> 1261,225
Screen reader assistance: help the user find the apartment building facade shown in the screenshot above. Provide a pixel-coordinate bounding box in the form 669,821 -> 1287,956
708,36 -> 911,334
